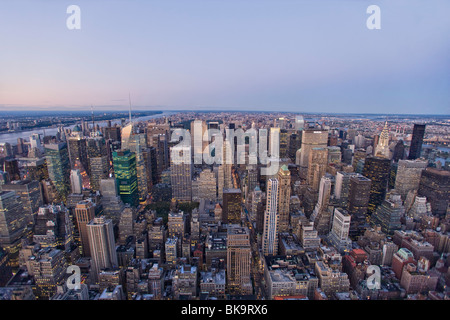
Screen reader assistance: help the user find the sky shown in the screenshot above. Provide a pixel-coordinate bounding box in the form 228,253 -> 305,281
0,0 -> 449,115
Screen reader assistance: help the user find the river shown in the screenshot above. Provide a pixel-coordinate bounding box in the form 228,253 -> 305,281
0,111 -> 177,145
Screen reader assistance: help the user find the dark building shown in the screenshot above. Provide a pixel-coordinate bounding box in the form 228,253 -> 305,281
363,156 -> 391,216
392,140 -> 405,162
222,188 -> 242,224
418,168 -> 450,217
408,124 -> 426,160
112,149 -> 139,207
347,174 -> 372,239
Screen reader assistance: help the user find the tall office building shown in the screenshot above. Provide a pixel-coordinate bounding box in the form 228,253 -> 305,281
87,216 -> 118,283
100,178 -> 125,225
374,121 -> 391,159
306,147 -> 328,192
394,159 -> 428,200
299,128 -> 329,170
227,226 -> 252,295
277,165 -> 291,232
112,149 -> 139,207
74,199 -> 96,257
362,156 -> 391,215
67,135 -> 89,173
371,191 -> 404,236
418,168 -> 450,217
198,169 -> 217,202
70,169 -> 83,194
44,142 -> 71,202
170,145 -> 192,201
118,205 -> 136,245
334,172 -> 358,208
1,180 -> 43,226
408,124 -> 426,160
127,133 -> 149,202
310,175 -> 333,235
0,191 -> 27,269
327,208 -> 352,253
86,135 -> 109,192
262,179 -> 279,256
222,189 -> 242,224
347,174 -> 371,238
33,204 -> 73,250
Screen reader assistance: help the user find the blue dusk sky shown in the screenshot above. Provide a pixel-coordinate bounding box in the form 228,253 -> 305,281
0,0 -> 449,114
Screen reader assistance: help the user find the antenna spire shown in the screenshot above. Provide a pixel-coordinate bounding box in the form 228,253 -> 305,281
128,93 -> 132,124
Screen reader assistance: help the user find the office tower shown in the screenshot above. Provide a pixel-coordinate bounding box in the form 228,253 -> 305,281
406,196 -> 431,220
310,175 -> 333,235
44,142 -> 71,202
86,135 -> 109,192
100,178 -> 125,226
327,146 -> 341,164
191,119 -> 208,163
418,168 -> 450,217
33,205 -> 73,250
246,165 -> 259,200
70,169 -> 83,194
198,169 -> 217,202
347,174 -> 371,238
118,205 -> 136,245
262,179 -> 279,256
28,247 -> 67,300
327,208 -> 352,253
1,180 -> 43,226
371,191 -> 404,236
127,133 -> 149,202
104,126 -> 121,142
143,146 -> 157,188
394,159 -> 428,200
87,216 -> 118,283
217,138 -> 234,200
227,226 -> 252,295
74,199 -> 96,257
278,129 -> 289,158
0,247 -> 12,286
374,121 -> 391,159
41,179 -> 62,204
170,145 -> 192,201
306,147 -> 328,192
277,165 -> 291,232
112,149 -> 139,207
168,211 -> 185,243
222,188 -> 242,224
67,135 -> 88,172
3,159 -> 20,181
392,140 -> 405,162
23,157 -> 48,182
408,124 -> 426,160
381,242 -> 399,266
148,264 -> 164,299
299,128 -> 329,170
334,172 -> 357,208
0,142 -> 12,159
363,156 -> 391,215
288,132 -> 302,162
165,237 -> 178,264
30,133 -> 43,154
0,191 -> 27,269
352,149 -> 366,172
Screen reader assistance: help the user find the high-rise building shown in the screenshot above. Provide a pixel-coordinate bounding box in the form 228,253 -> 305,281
394,159 -> 428,200
44,142 -> 71,202
227,226 -> 252,295
334,172 -> 358,208
1,180 -> 43,226
374,121 -> 391,159
67,135 -> 88,173
118,205 -> 136,245
127,133 -> 149,202
112,149 -> 139,207
310,175 -> 333,235
99,178 -> 125,225
277,165 -> 291,233
362,156 -> 391,215
170,145 -> 192,201
222,188 -> 242,224
306,147 -> 328,192
408,124 -> 426,160
33,204 -> 73,250
299,128 -> 329,170
371,191 -> 404,236
327,208 -> 352,253
74,199 -> 96,257
86,216 -> 118,283
347,174 -> 372,239
0,191 -> 27,269
262,179 -> 279,256
418,168 -> 450,217
70,169 -> 83,194
198,169 -> 217,202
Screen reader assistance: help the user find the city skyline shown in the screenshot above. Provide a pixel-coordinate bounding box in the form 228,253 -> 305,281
1,1 -> 449,115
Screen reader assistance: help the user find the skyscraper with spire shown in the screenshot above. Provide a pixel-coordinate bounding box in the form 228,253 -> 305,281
375,121 -> 391,159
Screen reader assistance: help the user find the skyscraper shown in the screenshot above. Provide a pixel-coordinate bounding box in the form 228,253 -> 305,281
170,145 -> 192,201
394,159 -> 428,200
371,191 -> 404,236
310,175 -> 333,235
87,216 -> 118,283
418,168 -> 450,217
277,165 -> 291,232
327,208 -> 352,253
347,174 -> 371,239
44,142 -> 71,202
222,188 -> 242,225
74,199 -> 96,257
112,149 -> 139,207
299,127 -> 329,172
70,169 -> 83,194
227,225 -> 252,295
408,124 -> 426,160
306,147 -> 328,192
262,178 -> 279,256
362,156 -> 391,215
374,121 -> 391,159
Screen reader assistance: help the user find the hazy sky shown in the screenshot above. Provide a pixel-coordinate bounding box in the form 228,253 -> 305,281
0,0 -> 449,114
